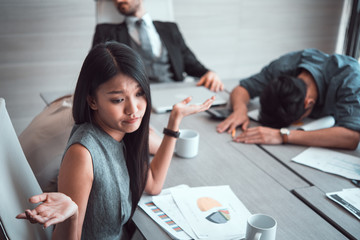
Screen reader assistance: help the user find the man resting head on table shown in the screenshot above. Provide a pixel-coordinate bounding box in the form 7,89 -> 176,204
217,48 -> 360,150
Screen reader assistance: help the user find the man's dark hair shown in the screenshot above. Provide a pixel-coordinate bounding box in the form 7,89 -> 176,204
259,75 -> 307,128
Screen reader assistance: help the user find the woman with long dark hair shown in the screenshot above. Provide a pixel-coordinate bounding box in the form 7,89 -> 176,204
17,41 -> 214,239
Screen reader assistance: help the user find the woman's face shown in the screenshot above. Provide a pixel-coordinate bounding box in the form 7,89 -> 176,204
88,73 -> 147,141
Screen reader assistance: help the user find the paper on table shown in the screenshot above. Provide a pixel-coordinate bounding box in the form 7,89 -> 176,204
247,109 -> 259,121
152,193 -> 197,239
171,185 -> 251,240
292,147 -> 360,180
138,185 -> 193,240
326,188 -> 360,220
289,115 -> 335,131
247,109 -> 335,131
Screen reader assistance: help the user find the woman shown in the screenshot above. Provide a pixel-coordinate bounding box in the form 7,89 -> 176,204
17,42 -> 214,239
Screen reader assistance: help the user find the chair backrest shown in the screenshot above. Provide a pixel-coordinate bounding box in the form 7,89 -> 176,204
95,0 -> 174,24
0,98 -> 51,239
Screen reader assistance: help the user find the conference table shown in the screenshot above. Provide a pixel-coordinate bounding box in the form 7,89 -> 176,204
259,144 -> 360,240
132,82 -> 359,240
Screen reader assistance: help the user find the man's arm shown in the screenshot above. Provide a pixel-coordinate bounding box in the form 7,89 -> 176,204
234,126 -> 360,150
216,86 -> 251,133
154,21 -> 208,80
288,127 -> 360,150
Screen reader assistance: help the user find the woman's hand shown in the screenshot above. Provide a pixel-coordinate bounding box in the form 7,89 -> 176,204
145,95 -> 216,195
168,96 -> 215,130
16,192 -> 78,229
171,96 -> 215,121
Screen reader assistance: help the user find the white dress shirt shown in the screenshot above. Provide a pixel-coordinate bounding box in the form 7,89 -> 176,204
125,13 -> 162,57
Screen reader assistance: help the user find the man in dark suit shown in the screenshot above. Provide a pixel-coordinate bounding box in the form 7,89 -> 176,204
92,0 -> 224,92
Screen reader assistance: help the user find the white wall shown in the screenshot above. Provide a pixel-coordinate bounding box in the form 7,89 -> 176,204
0,0 -> 95,133
172,0 -> 345,79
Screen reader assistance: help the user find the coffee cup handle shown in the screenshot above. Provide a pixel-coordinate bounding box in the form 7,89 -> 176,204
253,232 -> 262,240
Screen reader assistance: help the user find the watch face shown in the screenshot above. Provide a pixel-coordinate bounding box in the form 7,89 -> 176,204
280,128 -> 290,135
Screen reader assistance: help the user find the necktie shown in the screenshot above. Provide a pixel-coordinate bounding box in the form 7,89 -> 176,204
135,19 -> 152,55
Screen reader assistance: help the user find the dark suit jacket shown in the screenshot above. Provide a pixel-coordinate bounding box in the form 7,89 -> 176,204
92,21 -> 209,81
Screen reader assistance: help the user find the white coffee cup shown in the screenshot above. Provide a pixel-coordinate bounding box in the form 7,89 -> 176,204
245,214 -> 277,240
175,129 -> 199,158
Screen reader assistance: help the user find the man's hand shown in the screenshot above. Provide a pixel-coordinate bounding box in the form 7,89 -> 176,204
216,111 -> 250,134
197,71 -> 224,92
217,86 -> 251,134
233,126 -> 283,144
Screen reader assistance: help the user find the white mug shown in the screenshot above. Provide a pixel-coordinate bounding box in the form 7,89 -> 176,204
245,214 -> 277,240
175,129 -> 199,158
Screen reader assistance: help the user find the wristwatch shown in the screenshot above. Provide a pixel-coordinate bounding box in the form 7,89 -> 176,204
163,128 -> 180,138
280,128 -> 290,144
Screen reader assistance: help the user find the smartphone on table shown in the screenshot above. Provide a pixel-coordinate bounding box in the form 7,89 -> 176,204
206,108 -> 232,120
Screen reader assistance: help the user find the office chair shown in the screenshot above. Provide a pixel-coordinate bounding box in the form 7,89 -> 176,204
95,0 -> 175,24
0,98 -> 52,239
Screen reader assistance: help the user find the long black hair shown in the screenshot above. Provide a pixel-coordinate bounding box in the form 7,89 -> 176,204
72,42 -> 151,215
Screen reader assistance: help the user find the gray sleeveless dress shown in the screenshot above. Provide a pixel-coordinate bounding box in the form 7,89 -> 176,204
64,123 -> 132,239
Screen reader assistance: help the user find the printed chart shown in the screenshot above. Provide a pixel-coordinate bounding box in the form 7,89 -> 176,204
139,185 -> 251,239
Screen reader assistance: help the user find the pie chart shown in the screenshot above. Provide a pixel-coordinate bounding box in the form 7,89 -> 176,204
197,197 -> 231,224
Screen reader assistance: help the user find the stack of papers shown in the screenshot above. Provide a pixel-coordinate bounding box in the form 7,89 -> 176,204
138,185 -> 251,240
292,147 -> 360,180
326,188 -> 360,220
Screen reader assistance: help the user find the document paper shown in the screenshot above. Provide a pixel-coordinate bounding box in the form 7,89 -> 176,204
292,147 -> 360,180
152,192 -> 197,239
171,185 -> 251,240
138,185 -> 251,240
138,185 -> 193,240
247,109 -> 335,131
326,188 -> 360,220
288,115 -> 335,131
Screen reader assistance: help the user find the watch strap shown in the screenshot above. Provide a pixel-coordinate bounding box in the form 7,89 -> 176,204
280,128 -> 290,144
282,133 -> 289,144
163,128 -> 180,138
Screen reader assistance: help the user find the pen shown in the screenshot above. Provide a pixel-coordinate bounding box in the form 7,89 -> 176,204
231,129 -> 236,139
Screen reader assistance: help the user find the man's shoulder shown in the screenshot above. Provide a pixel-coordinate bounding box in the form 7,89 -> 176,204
153,20 -> 178,28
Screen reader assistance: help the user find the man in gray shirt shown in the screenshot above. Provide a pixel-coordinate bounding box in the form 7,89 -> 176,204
217,48 -> 360,150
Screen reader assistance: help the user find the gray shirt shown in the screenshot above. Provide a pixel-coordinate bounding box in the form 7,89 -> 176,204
240,48 -> 360,131
65,123 -> 132,240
